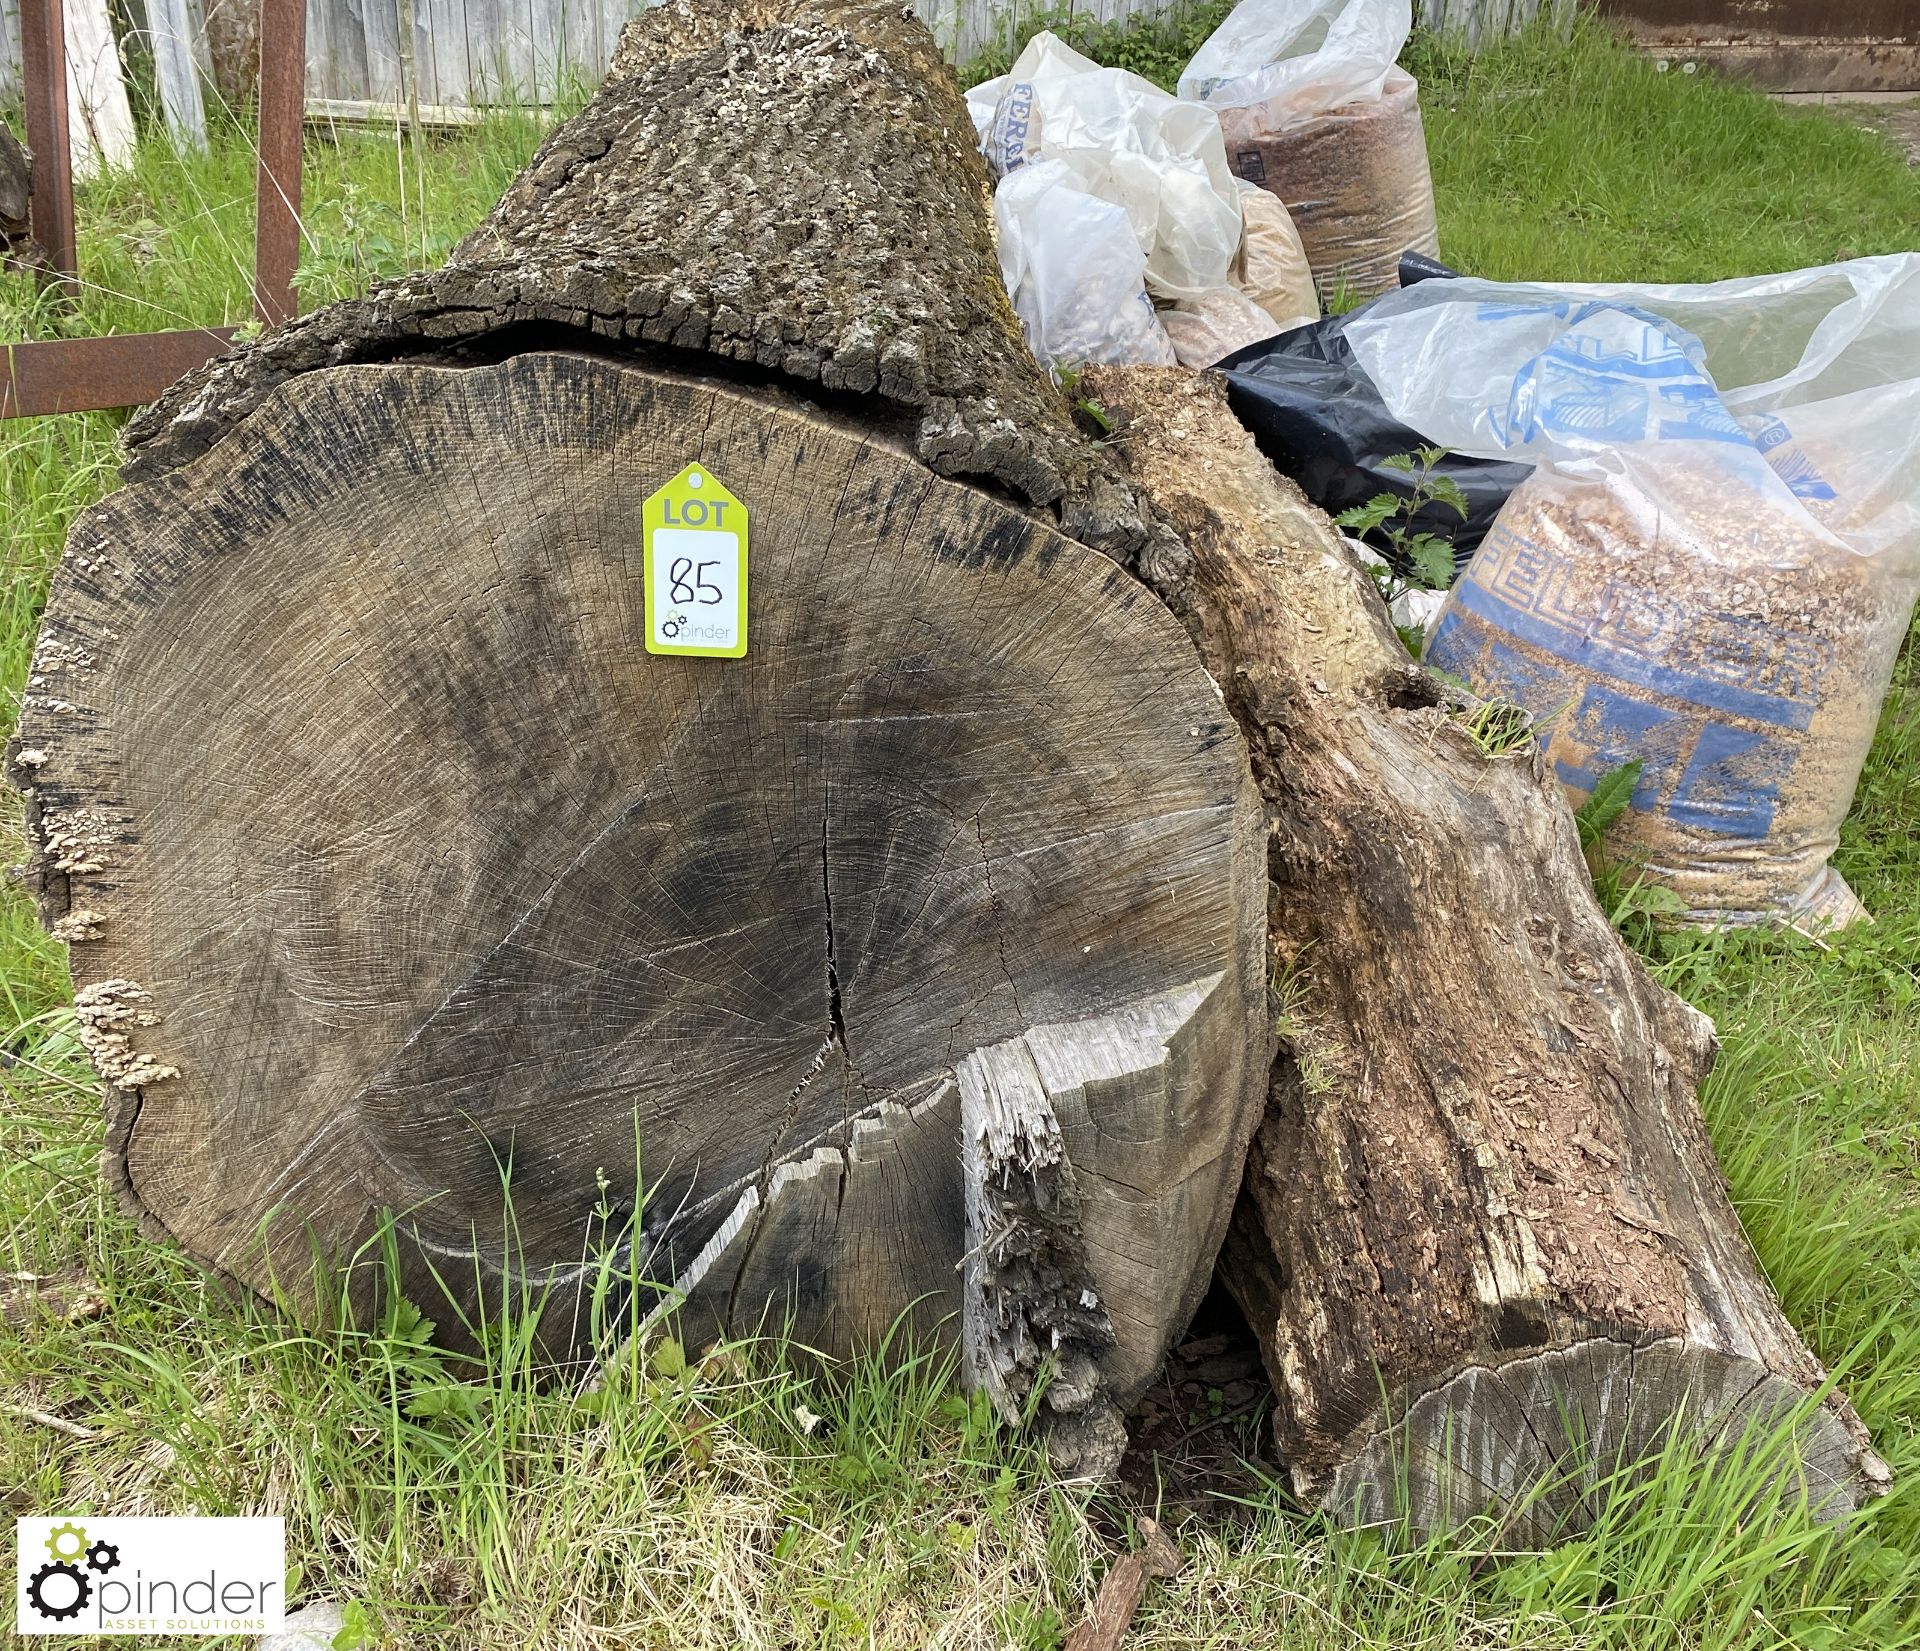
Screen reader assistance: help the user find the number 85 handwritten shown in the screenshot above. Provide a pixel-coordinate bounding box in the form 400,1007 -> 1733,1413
669,558 -> 726,605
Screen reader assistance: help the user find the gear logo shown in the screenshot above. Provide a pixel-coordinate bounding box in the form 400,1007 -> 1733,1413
17,1512 -> 285,1634
20,1519 -> 121,1624
24,1520 -> 121,1622
25,1560 -> 90,1623
44,1523 -> 86,1564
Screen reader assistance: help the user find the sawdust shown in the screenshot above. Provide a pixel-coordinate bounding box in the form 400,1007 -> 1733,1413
1218,70 -> 1439,303
1429,463 -> 1920,924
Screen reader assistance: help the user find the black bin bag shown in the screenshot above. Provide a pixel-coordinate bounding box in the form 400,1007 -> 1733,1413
1215,254 -> 1530,575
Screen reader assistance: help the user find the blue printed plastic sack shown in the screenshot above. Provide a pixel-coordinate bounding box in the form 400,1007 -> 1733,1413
1339,258 -> 1920,926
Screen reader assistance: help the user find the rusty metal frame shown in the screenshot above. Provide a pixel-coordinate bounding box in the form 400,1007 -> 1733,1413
18,0 -> 76,292
2,0 -> 306,418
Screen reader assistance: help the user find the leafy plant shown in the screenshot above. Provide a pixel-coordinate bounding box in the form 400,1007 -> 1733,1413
1054,364 -> 1115,435
1337,447 -> 1468,595
1574,760 -> 1690,945
1573,757 -> 1644,852
1598,864 -> 1691,948
1336,447 -> 1468,655
331,1599 -> 376,1650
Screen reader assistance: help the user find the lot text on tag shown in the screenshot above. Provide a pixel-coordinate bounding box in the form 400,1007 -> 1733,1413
643,463 -> 749,658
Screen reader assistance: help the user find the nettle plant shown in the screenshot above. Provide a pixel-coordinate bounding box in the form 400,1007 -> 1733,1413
1335,446 -> 1469,649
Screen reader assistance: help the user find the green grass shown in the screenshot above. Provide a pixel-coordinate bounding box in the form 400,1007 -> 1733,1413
958,0 -> 1237,90
5,21 -> 1920,1648
1408,21 -> 1920,282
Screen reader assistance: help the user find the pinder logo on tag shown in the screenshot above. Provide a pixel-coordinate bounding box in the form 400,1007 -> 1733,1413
643,463 -> 750,659
16,1517 -> 285,1636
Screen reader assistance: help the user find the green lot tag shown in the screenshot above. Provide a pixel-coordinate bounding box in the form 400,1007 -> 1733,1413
643,463 -> 749,658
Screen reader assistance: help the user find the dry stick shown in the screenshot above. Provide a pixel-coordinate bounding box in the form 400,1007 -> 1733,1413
1064,1517 -> 1185,1651
3,1402 -> 100,1440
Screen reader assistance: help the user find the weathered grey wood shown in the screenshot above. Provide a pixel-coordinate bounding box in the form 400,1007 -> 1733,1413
15,0 -> 1887,1518
360,0 -> 404,103
1329,1338 -> 1865,1539
1082,365 -> 1887,1534
1417,0 -> 1575,49
303,94 -> 485,126
290,0 -> 1586,110
64,0 -> 136,178
336,0 -> 376,99
321,0 -> 446,109
0,0 -> 21,102
466,0 -> 514,97
590,0 -> 625,93
305,0 -> 351,108
14,351 -> 1269,1451
526,0 -> 562,99
146,0 -> 210,151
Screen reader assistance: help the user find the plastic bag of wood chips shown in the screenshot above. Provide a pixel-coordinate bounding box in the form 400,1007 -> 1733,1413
968,32 -> 1243,300
1161,285 -> 1284,368
1230,179 -> 1319,330
1179,0 -> 1438,302
1341,258 -> 1920,926
994,159 -> 1178,372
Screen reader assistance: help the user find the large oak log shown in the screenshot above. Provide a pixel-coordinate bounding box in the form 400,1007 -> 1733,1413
9,0 -> 1267,1470
1081,366 -> 1887,1535
7,0 -> 1887,1519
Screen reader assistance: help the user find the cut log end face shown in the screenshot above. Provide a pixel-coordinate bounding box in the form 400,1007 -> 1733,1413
1327,1337 -> 1870,1542
15,353 -> 1268,1422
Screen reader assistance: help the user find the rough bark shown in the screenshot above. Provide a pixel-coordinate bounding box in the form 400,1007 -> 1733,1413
5,0 -> 1886,1522
1064,1517 -> 1184,1651
118,0 -> 1153,574
200,0 -> 261,110
0,125 -> 50,280
1082,365 -> 1887,1536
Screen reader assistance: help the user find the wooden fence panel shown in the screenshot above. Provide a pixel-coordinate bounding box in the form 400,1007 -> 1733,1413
1419,0 -> 1575,46
0,0 -> 1586,125
64,0 -> 137,175
359,0 -> 404,100
298,0 -> 1211,102
146,0 -> 211,147
0,0 -> 20,101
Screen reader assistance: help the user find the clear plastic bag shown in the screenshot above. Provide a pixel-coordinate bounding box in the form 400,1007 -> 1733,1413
969,33 -> 1243,301
1341,259 -> 1920,925
1217,69 -> 1438,303
1230,179 -> 1319,330
1161,286 -> 1283,368
993,159 -> 1178,373
1178,1 -> 1435,301
1177,0 -> 1411,128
